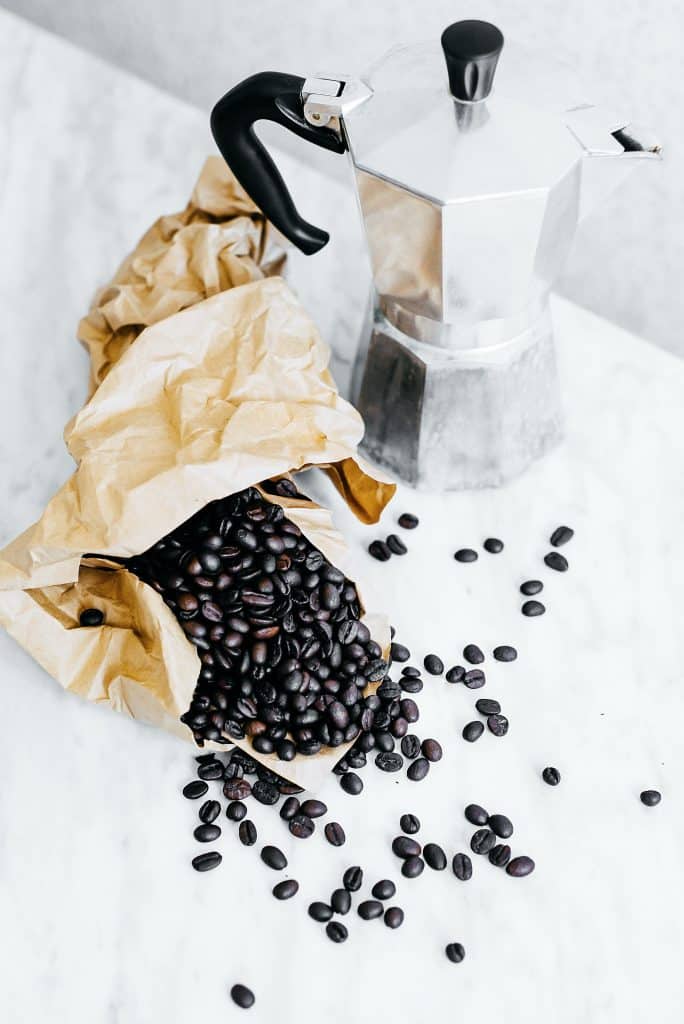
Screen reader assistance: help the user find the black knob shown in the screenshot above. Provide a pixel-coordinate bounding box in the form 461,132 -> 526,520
441,20 -> 504,102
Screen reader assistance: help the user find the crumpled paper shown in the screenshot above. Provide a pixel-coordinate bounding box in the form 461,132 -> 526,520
0,277 -> 395,787
78,155 -> 286,393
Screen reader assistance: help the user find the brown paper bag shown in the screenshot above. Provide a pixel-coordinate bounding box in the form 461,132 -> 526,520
0,278 -> 395,787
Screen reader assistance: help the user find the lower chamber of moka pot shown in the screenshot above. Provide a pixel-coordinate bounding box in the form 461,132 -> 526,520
351,302 -> 563,491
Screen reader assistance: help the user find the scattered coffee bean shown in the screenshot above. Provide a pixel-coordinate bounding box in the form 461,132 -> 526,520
423,653 -> 444,675
464,669 -> 486,689
465,804 -> 489,826
384,907 -> 404,928
238,820 -> 257,846
401,735 -> 421,759
398,513 -> 419,530
454,548 -> 478,563
487,714 -> 509,737
372,879 -> 396,900
279,796 -> 300,820
401,676 -> 423,694
402,665 -> 421,677
369,540 -> 392,562
506,856 -> 535,877
301,799 -> 327,819
198,800 -> 221,824
640,789 -> 662,806
401,856 -> 424,878
550,525 -> 574,547
488,814 -> 513,839
226,800 -> 247,821
325,822 -> 346,847
183,780 -> 209,800
470,829 -> 496,855
230,983 -> 255,1009
308,901 -> 333,922
463,644 -> 484,665
421,738 -> 442,763
376,752 -> 404,773
252,780 -> 280,806
224,779 -> 252,801
391,642 -> 410,662
493,645 -> 517,662
194,823 -> 221,843
407,757 -> 430,781
489,844 -> 511,867
520,579 -> 543,595
399,815 -> 420,838
192,851 -> 222,872
197,761 -> 223,781
475,698 -> 501,715
522,599 -> 545,617
261,845 -> 287,870
273,879 -> 298,900
544,551 -> 568,572
326,921 -> 348,943
446,665 -> 465,683
289,814 -> 315,839
445,942 -> 465,963
340,772 -> 363,795
358,900 -> 384,920
483,537 -> 504,554
386,534 -> 407,555
424,843 -> 447,870
331,888 -> 351,915
79,608 -> 104,627
392,836 -> 421,859
343,866 -> 363,892
452,853 -> 473,880
542,766 -> 561,786
462,721 -> 484,742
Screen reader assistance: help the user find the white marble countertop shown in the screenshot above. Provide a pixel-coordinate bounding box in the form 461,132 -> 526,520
1,9 -> 684,1023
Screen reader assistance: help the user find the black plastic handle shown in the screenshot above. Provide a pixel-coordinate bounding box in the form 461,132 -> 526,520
211,72 -> 347,254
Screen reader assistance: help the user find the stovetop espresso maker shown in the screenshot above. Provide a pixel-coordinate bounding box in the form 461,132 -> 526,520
211,20 -> 661,490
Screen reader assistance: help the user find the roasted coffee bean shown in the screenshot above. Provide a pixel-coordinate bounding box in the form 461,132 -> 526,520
199,800 -> 221,824
224,779 -> 252,801
452,853 -> 473,881
463,644 -> 484,665
401,734 -> 421,759
226,800 -> 247,821
289,814 -> 315,839
371,879 -> 396,901
401,676 -> 423,694
489,844 -> 511,868
464,669 -> 486,689
640,789 -> 662,806
487,713 -> 509,737
340,772 -> 363,795
446,665 -> 465,684
252,780 -> 280,805
376,752 -> 404,773
230,983 -> 255,1009
550,525 -> 574,547
400,813 -> 420,835
465,803 -> 489,825
192,851 -> 222,872
488,813 -> 513,838
493,644 -> 517,662
475,698 -> 501,716
445,942 -> 465,963
421,738 -> 442,762
407,757 -> 429,781
331,888 -> 351,915
325,822 -> 346,847
542,766 -> 561,786
280,796 -> 300,820
194,823 -> 221,843
400,699 -> 419,723
251,735 -> 275,755
401,856 -> 424,879
392,836 -> 421,859
273,879 -> 298,900
308,901 -> 333,922
520,579 -> 543,595
386,534 -> 407,555
183,780 -> 209,800
423,654 -> 444,675
462,721 -> 484,742
197,761 -> 224,781
342,866 -> 363,892
238,820 -> 257,846
79,607 -> 104,627
522,599 -> 545,616
401,666 -> 420,677
454,548 -> 478,563
301,799 -> 327,819
384,906 -> 404,928
261,845 -> 287,870
544,551 -> 568,572
424,843 -> 447,871
368,540 -> 392,562
326,921 -> 348,943
276,739 -> 296,762
506,856 -> 535,877
358,900 -> 384,920
483,537 -> 503,554
390,642 -> 410,663
470,828 -> 496,855
397,513 -> 419,529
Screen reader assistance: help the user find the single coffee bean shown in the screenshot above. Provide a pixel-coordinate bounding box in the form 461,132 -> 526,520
308,901 -> 333,922
397,513 -> 419,530
391,642 -> 411,663
423,843 -> 447,871
423,654 -> 444,675
452,853 -> 473,881
192,851 -> 222,872
392,836 -> 421,859
230,983 -> 255,1009
226,800 -> 247,821
301,799 -> 327,819
198,761 -> 224,781
289,814 -> 315,839
475,698 -> 501,715
368,540 -> 392,562
79,607 -> 104,627
401,735 -> 421,759
542,766 -> 561,786
463,644 -> 484,665
465,804 -> 489,825
279,796 -> 300,820
325,822 -> 346,847
261,845 -> 287,870
273,879 -> 298,900
401,676 -> 423,694
331,888 -> 351,915
276,738 -> 296,762
522,599 -> 545,617
487,713 -> 509,737
489,844 -> 511,868
446,665 -> 465,683
493,644 -> 517,662
198,800 -> 221,824
400,813 -> 421,834
376,752 -> 404,773
343,866 -> 363,892
520,579 -> 543,595
401,856 -> 424,879
464,669 -> 486,689
483,537 -> 503,554
340,772 -> 363,795
194,823 -> 221,842
550,525 -> 574,547
238,820 -> 257,846
454,548 -> 478,563
421,738 -> 442,762
544,551 -> 568,572
358,900 -> 384,920
407,758 -> 429,781
470,828 -> 496,855
506,855 -> 535,877
384,906 -> 404,928
183,780 -> 209,800
223,779 -> 252,801
386,534 -> 408,555
445,942 -> 465,963
488,813 -> 513,839
640,789 -> 662,806
326,921 -> 348,943
372,879 -> 396,900
462,721 -> 484,742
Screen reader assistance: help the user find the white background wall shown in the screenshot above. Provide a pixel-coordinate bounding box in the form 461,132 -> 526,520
2,0 -> 682,355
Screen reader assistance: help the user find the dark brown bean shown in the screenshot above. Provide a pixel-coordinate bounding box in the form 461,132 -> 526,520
343,866 -> 363,892
465,804 -> 489,825
470,828 -> 496,855
192,851 -> 222,872
273,879 -> 298,900
520,579 -> 543,595
401,856 -> 424,878
358,900 -> 384,920
542,766 -> 561,786
289,814 -> 315,839
324,822 -> 346,847
487,713 -> 509,737
463,644 -> 484,665
488,814 -> 513,839
279,796 -> 300,820
421,738 -> 442,762
483,538 -> 503,553
368,540 -> 392,562
522,599 -> 545,616
423,654 -> 444,675
397,513 -> 419,529
386,534 -> 408,555
79,608 -> 104,627
230,984 -> 255,1008
300,799 -> 327,819
452,853 -> 472,880
238,820 -> 257,846
392,836 -> 421,859
226,800 -> 247,821
454,548 -> 478,563
384,906 -> 404,928
183,780 -> 208,800
445,942 -> 465,963
340,772 -> 363,795
489,844 -> 511,867
462,721 -> 484,742
464,669 -> 486,689
331,888 -> 351,915
506,856 -> 535,877
493,645 -> 517,662
446,665 -> 465,683
372,879 -> 396,900
400,813 -> 420,834
326,921 -> 348,943
550,525 -> 574,547
194,823 -> 221,843
640,789 -> 661,806
423,843 -> 447,870
407,758 -> 430,781
544,551 -> 568,572
261,845 -> 287,870
308,901 -> 333,922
